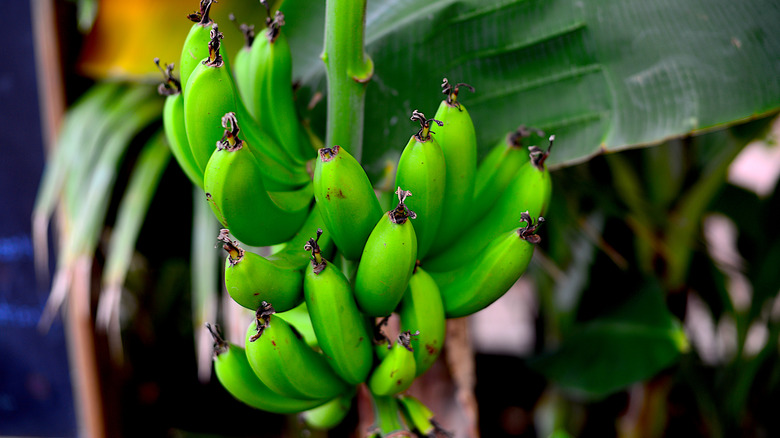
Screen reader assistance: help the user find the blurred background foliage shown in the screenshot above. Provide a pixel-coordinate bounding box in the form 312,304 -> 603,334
34,0 -> 780,436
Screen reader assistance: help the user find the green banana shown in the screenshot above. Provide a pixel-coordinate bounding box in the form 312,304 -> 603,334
228,13 -> 254,105
276,301 -> 319,349
367,331 -> 418,396
312,145 -> 383,261
428,78 -> 477,254
203,112 -> 311,247
245,303 -> 351,400
247,10 -> 312,164
207,323 -> 329,414
470,125 -> 546,224
430,213 -> 543,318
183,27 -> 308,190
300,390 -> 355,430
155,59 -> 204,189
423,136 -> 553,271
266,202 -> 335,270
218,230 -> 303,313
303,231 -> 374,385
179,0 -> 230,92
394,110 -> 446,260
398,266 -> 446,377
353,188 -> 418,317
397,394 -> 449,437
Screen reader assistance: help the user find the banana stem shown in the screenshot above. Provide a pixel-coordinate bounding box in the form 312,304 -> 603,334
322,0 -> 373,163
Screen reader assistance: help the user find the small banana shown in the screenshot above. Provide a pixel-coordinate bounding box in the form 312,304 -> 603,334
470,125 -> 546,224
267,202 -> 335,271
303,231 -> 374,385
313,145 -> 383,261
275,301 -> 319,350
183,27 -> 308,191
154,59 -> 204,188
245,303 -> 351,400
206,323 -> 329,414
430,213 -> 543,318
228,13 -> 254,105
218,230 -> 303,313
353,188 -> 418,317
300,390 -> 355,431
179,0 -> 230,91
398,266 -> 446,376
367,331 -> 418,396
203,113 -> 311,247
424,136 -> 553,271
247,10 -> 312,164
428,78 -> 477,254
397,394 -> 450,437
394,110 -> 446,259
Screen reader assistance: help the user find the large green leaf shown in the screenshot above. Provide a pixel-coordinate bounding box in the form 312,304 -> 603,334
283,0 -> 780,176
528,283 -> 689,397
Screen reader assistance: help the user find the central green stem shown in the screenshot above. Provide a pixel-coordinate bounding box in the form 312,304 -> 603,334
322,0 -> 373,163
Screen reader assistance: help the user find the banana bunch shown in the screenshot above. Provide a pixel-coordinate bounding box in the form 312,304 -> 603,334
162,2 -> 554,434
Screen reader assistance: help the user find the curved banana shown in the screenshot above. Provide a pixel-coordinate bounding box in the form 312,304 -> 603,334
423,136 -> 553,271
430,213 -> 543,318
428,78 -> 477,254
267,202 -> 335,270
312,145 -> 383,261
203,113 -> 311,247
155,59 -> 204,188
206,323 -> 329,414
353,188 -> 418,317
470,125 -> 546,224
245,303 -> 351,400
394,110 -> 446,259
300,390 -> 355,431
247,10 -> 312,164
367,331 -> 418,396
179,1 -> 230,93
218,230 -> 303,313
228,13 -> 254,105
398,266 -> 446,377
183,28 -> 309,190
275,301 -> 318,349
397,394 -> 449,437
303,231 -> 374,385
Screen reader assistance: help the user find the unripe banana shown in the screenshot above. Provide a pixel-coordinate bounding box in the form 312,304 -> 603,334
247,10 -> 312,164
203,113 -> 310,247
353,188 -> 418,317
424,136 -> 553,271
228,13 -> 254,105
302,232 -> 374,384
207,323 -> 329,414
367,331 -> 418,396
276,301 -> 318,350
183,27 -> 308,190
313,145 -> 383,261
155,59 -> 204,188
300,390 -> 355,431
397,394 -> 449,437
398,266 -> 446,376
470,125 -> 546,224
218,230 -> 303,313
430,213 -> 543,318
245,303 -> 351,400
394,110 -> 446,259
428,78 -> 477,254
267,202 -> 335,271
179,0 -> 230,91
